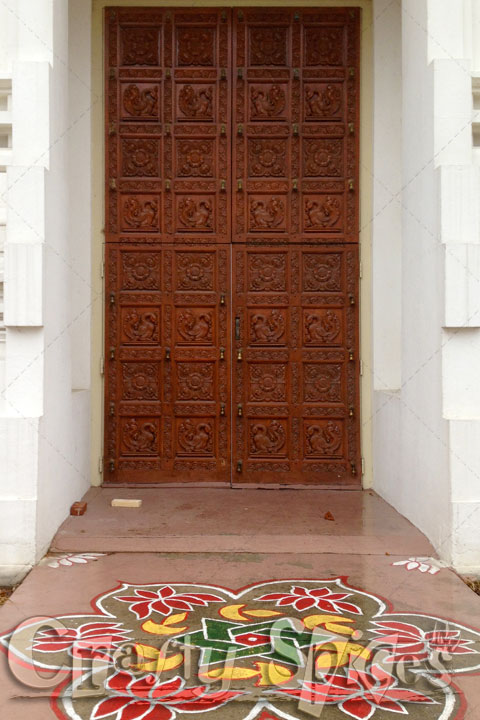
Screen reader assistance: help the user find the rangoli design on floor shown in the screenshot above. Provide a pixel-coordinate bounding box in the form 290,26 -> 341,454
2,579 -> 480,720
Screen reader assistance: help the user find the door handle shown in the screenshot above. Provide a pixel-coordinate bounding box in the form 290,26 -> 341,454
165,347 -> 171,361
237,349 -> 243,361
235,317 -> 241,340
220,347 -> 225,361
237,403 -> 243,417
220,293 -> 226,306
220,403 -> 226,417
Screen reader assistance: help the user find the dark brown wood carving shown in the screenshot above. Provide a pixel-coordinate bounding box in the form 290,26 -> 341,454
104,7 -> 361,486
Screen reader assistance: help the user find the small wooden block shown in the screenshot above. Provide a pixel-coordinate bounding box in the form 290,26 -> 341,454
111,498 -> 143,508
70,502 -> 87,516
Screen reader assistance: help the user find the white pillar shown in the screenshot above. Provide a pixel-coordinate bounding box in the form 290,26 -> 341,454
0,0 -> 92,583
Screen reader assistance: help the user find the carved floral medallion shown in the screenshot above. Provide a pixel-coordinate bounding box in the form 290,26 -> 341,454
122,139 -> 159,177
248,140 -> 287,177
249,364 -> 286,402
176,253 -> 214,291
121,363 -> 159,401
249,27 -> 288,65
303,139 -> 343,177
177,140 -> 214,177
304,363 -> 342,403
121,253 -> 161,290
176,363 -> 214,401
177,28 -> 215,66
302,253 -> 342,292
121,27 -> 160,66
304,26 -> 344,66
248,254 -> 286,292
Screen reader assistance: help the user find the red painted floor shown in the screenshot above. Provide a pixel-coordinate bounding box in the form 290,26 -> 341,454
52,488 -> 433,555
0,489 -> 479,720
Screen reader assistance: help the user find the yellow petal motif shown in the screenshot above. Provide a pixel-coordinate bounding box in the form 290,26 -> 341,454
141,612 -> 189,635
219,604 -> 249,621
303,614 -> 355,636
200,666 -> 260,681
133,643 -> 184,673
200,662 -> 293,687
314,640 -> 371,670
219,605 -> 284,622
254,661 -> 293,686
244,609 -> 283,618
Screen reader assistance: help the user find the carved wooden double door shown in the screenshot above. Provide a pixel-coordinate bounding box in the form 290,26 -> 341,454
104,7 -> 361,486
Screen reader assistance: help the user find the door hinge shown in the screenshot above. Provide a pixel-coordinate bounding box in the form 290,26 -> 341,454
98,457 -> 104,474
359,360 -> 364,376
100,356 -> 105,375
361,457 -> 365,475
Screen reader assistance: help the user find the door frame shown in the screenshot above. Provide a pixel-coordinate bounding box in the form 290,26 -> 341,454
90,0 -> 374,488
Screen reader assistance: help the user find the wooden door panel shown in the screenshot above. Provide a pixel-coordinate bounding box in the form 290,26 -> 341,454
105,8 -> 232,245
168,7 -> 231,246
232,245 -> 360,486
104,8 -> 232,485
104,244 -> 230,484
104,7 -> 361,487
232,8 -> 359,244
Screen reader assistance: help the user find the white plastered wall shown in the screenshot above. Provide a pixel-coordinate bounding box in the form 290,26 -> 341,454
0,0 -> 92,582
373,0 -> 480,573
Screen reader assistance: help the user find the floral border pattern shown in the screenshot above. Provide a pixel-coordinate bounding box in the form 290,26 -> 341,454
1,579 -> 479,720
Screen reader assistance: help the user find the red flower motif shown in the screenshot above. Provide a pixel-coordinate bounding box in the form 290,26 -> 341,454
279,664 -> 436,719
92,671 -> 244,720
371,620 -> 477,663
256,585 -> 362,616
115,585 -> 223,620
33,622 -> 130,660
115,586 -> 223,620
